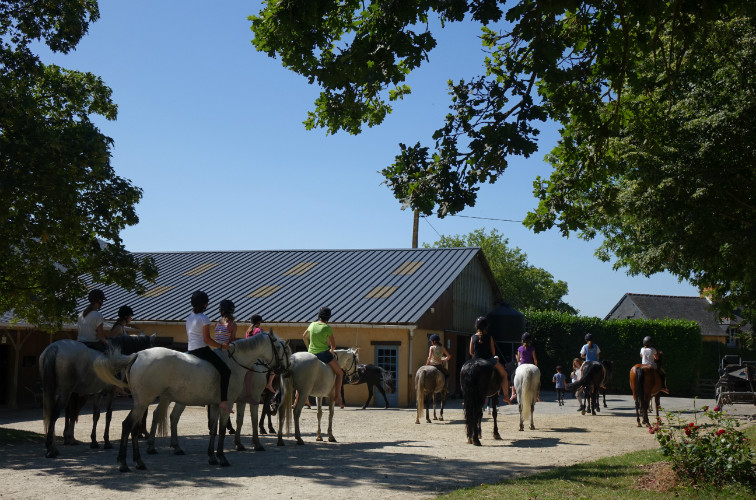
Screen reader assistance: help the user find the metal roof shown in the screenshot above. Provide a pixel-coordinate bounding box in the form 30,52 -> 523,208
78,248 -> 485,325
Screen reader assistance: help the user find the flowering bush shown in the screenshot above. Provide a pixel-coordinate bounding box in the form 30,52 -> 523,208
650,405 -> 755,485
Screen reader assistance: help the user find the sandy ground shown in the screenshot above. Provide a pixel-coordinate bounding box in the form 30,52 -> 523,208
1,392 -> 749,499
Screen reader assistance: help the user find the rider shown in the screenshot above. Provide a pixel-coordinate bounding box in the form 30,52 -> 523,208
426,334 -> 451,387
186,291 -> 234,414
111,305 -> 134,336
516,332 -> 541,401
580,333 -> 607,389
640,336 -> 669,394
469,316 -> 511,404
303,306 -> 344,408
77,289 -> 107,351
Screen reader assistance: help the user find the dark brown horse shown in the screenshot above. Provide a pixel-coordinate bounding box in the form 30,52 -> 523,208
347,364 -> 395,409
629,355 -> 664,427
460,358 -> 505,445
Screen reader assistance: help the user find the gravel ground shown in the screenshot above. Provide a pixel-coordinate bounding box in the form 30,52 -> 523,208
1,392 -> 751,499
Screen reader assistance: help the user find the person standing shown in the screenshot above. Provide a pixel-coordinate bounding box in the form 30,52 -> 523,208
469,316 -> 511,404
78,289 -> 107,351
186,291 -> 233,414
303,307 -> 344,408
553,365 -> 566,406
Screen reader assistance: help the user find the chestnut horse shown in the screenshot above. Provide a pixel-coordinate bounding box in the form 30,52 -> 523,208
629,355 -> 664,427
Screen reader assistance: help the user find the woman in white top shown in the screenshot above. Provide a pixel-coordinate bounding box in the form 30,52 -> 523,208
640,336 -> 669,393
77,289 -> 107,351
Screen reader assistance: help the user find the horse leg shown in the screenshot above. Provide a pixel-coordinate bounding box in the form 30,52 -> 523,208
250,402 -> 265,451
207,405 -> 220,465
169,403 -> 186,455
44,392 -> 65,458
103,390 -> 115,449
415,385 -> 423,424
591,388 -> 597,415
518,403 -> 524,431
234,402 -> 246,451
602,388 -> 608,408
432,393 -> 438,421
215,409 -> 230,467
439,390 -> 445,422
327,400 -> 337,442
258,393 -> 268,434
492,397 -> 501,440
530,402 -> 536,430
362,384 -> 373,410
316,398 -> 324,441
426,394 -> 432,423
293,403 -> 305,445
654,394 -> 661,423
376,383 -> 389,409
118,406 -> 145,473
90,393 -> 102,448
63,394 -> 86,445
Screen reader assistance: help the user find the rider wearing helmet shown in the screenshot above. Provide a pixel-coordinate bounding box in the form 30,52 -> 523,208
186,291 -> 234,414
580,333 -> 607,389
111,305 -> 134,336
516,332 -> 538,366
78,289 -> 107,351
640,336 -> 669,393
426,334 -> 452,385
470,316 -> 512,404
303,306 -> 345,408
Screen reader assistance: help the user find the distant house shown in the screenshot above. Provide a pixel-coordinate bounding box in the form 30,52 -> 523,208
1,247 -> 521,408
604,293 -> 752,346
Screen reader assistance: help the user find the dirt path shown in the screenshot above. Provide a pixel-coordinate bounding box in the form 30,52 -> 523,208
0,394 -> 725,499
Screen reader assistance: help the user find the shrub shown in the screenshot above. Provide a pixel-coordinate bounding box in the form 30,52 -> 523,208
650,404 -> 755,486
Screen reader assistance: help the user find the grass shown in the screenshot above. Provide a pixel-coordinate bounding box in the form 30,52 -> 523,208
437,424 -> 756,500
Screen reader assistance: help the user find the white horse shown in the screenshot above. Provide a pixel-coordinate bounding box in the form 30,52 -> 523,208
94,331 -> 290,472
513,364 -> 541,431
38,335 -> 155,458
277,348 -> 359,446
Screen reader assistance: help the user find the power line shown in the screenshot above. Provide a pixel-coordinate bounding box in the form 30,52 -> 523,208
422,217 -> 442,238
449,214 -> 523,223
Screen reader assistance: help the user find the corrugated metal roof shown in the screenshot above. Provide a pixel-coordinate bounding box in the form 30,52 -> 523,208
77,248 -> 484,325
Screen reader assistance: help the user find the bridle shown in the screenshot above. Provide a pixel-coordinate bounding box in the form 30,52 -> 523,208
340,350 -> 359,383
228,334 -> 290,376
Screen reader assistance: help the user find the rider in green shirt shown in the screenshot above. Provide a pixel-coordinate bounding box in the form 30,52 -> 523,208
303,306 -> 344,408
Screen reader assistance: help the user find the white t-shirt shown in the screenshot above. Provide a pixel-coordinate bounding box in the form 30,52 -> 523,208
186,312 -> 211,351
77,310 -> 104,342
640,346 -> 657,367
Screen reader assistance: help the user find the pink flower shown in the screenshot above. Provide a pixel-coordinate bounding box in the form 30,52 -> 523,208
685,428 -> 691,436
688,422 -> 695,427
715,429 -> 726,436
713,406 -> 721,412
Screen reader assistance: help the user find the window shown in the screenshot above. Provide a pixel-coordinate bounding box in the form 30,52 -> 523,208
726,328 -> 738,347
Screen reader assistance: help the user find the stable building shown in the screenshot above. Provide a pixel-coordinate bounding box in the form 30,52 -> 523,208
1,247 -> 519,408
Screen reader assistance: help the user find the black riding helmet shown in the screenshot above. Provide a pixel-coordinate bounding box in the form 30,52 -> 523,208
585,333 -> 593,342
475,316 -> 488,331
190,291 -> 209,311
318,306 -> 332,321
117,305 -> 134,319
430,334 -> 441,343
522,332 -> 532,343
219,299 -> 235,317
88,289 -> 106,304
643,336 -> 653,347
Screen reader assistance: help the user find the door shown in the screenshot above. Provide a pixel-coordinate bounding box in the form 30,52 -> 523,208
374,346 -> 399,407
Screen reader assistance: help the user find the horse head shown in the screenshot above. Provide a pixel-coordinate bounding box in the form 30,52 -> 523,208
335,348 -> 360,382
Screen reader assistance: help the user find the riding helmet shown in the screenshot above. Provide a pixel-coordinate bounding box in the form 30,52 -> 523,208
429,334 -> 441,343
643,336 -> 653,347
219,299 -> 235,316
521,332 -> 532,343
117,305 -> 134,319
88,288 -> 106,304
475,316 -> 488,331
190,290 -> 209,310
584,333 -> 593,342
318,306 -> 332,321
250,314 -> 263,325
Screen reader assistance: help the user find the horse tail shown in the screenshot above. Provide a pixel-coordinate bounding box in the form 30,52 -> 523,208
380,367 -> 395,393
93,351 -> 136,389
155,398 -> 171,438
40,343 -> 59,435
461,362 -> 484,440
281,374 -> 293,436
633,366 -> 644,404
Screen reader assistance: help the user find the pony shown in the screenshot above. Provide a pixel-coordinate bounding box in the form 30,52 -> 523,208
414,365 -> 447,424
629,353 -> 664,427
460,358 -> 504,445
94,331 -> 290,472
348,364 -> 395,409
566,360 -> 603,415
38,334 -> 155,458
277,348 -> 359,446
513,364 -> 541,431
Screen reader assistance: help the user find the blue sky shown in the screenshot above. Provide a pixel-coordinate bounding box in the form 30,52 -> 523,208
39,1 -> 698,318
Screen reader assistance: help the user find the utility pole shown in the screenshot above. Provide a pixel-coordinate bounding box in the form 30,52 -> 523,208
411,209 -> 419,248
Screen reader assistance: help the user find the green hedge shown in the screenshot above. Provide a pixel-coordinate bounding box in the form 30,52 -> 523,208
524,311 -> 702,395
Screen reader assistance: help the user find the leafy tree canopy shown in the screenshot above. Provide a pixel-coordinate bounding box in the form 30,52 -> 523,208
1,0 -> 157,329
425,228 -> 577,314
250,1 -> 755,321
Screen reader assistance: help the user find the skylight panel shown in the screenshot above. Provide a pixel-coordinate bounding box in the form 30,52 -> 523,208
141,285 -> 175,298
365,286 -> 399,299
183,263 -> 219,276
392,261 -> 424,275
282,262 -> 317,276
247,285 -> 283,298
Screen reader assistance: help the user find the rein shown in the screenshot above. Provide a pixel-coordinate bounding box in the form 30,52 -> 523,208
341,351 -> 359,383
227,334 -> 290,376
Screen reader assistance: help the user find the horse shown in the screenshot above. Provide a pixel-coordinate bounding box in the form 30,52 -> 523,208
38,334 -> 155,458
94,331 -> 290,472
414,365 -> 446,424
230,371 -> 283,451
277,348 -> 359,446
600,360 -> 613,408
514,364 -> 541,431
629,354 -> 664,427
460,358 -> 504,445
566,360 -> 603,415
348,364 -> 395,409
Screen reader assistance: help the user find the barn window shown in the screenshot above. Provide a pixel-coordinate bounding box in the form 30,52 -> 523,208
247,285 -> 282,298
141,285 -> 175,298
183,263 -> 219,276
392,261 -> 423,275
365,286 -> 398,299
282,262 -> 317,276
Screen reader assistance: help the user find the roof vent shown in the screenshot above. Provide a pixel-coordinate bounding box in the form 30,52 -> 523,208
247,285 -> 282,298
283,262 -> 317,276
141,285 -> 175,298
392,261 -> 424,275
365,286 -> 398,299
183,263 -> 219,276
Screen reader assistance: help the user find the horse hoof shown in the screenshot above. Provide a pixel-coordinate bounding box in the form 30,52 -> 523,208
254,445 -> 265,452
493,433 -> 502,440
467,438 -> 473,445
296,440 -> 305,446
530,425 -> 535,430
328,436 -> 337,443
268,427 -> 275,434
581,410 -> 586,415
426,419 -> 431,423
208,457 -> 219,466
135,461 -> 147,470
316,436 -> 323,442
438,417 -> 444,421
104,442 -> 113,450
415,420 -> 420,424
173,448 -> 185,456
433,416 -> 438,420
235,444 -> 246,452
473,440 -> 481,446
259,428 -> 267,435
45,450 -> 59,459
90,442 -> 100,449
277,440 -> 285,447
119,464 -> 130,473
220,460 -> 230,467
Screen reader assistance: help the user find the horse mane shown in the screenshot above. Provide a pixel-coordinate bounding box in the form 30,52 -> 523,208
233,330 -> 276,353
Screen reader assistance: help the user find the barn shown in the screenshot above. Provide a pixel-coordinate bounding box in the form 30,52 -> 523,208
1,247 -> 522,408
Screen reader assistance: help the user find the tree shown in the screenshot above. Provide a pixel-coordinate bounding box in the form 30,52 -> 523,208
1,1 -> 157,329
249,1 -> 755,321
425,228 -> 577,314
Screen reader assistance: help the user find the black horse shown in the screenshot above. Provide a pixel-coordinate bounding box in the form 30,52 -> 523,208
600,360 -> 613,408
344,364 -> 395,409
566,360 -> 610,415
460,358 -> 504,446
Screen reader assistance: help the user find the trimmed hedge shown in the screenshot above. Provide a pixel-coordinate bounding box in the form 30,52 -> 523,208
524,311 -> 701,395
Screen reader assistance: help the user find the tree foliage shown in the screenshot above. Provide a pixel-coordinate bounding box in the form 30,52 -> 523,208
1,0 -> 157,329
425,228 -> 576,314
249,1 -> 756,321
